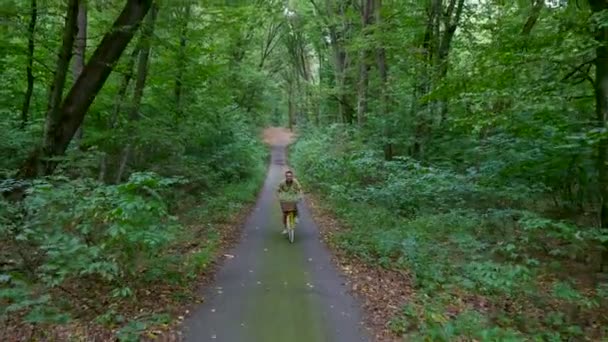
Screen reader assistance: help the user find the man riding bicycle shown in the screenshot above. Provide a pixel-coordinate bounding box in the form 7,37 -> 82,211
277,170 -> 303,234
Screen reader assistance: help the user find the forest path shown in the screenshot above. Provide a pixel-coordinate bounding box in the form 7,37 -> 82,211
181,128 -> 370,342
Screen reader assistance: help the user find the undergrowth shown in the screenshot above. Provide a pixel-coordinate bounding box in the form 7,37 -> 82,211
0,138 -> 267,341
292,125 -> 608,341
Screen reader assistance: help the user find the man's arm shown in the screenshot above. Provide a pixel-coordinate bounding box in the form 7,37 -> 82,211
295,179 -> 304,198
277,181 -> 285,194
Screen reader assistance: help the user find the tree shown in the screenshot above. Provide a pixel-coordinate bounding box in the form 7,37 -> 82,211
20,0 -> 37,128
588,0 -> 608,271
73,0 -> 87,145
116,1 -> 159,183
19,0 -> 155,178
174,2 -> 191,118
356,0 -> 374,126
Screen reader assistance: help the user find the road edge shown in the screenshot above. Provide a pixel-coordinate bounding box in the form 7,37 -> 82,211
303,193 -> 413,342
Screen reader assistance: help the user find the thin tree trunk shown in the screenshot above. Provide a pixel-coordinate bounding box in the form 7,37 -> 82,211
259,21 -> 284,69
18,0 -> 154,178
73,1 -> 87,146
174,3 -> 190,117
522,0 -> 544,36
42,0 -> 79,168
111,48 -> 139,129
412,0 -> 440,160
375,0 -> 392,160
325,0 -> 353,124
589,0 -> 608,272
99,47 -> 139,183
21,0 -> 37,128
239,21 -> 284,116
437,0 -> 465,124
129,3 -> 157,121
356,0 -> 374,126
288,79 -> 295,130
116,2 -> 159,183
356,58 -> 370,126
328,27 -> 345,122
115,144 -> 132,184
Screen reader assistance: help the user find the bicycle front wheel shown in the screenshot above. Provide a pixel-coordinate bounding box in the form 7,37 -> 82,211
288,224 -> 295,243
287,213 -> 295,243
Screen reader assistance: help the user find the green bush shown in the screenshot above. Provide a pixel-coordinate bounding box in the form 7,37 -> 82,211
292,126 -> 606,340
1,173 -> 182,323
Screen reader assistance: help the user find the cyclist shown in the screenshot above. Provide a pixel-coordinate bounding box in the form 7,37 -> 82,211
277,170 -> 303,234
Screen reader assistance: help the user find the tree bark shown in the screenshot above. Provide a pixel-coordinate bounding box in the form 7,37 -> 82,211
18,0 -> 154,178
43,0 -> 79,164
116,2 -> 158,183
174,3 -> 190,117
99,47 -> 139,183
589,0 -> 608,272
521,0 -> 544,36
21,0 -> 37,128
111,48 -> 139,129
259,21 -> 284,69
356,0 -> 374,126
130,3 -> 157,121
73,1 -> 87,146
324,0 -> 353,124
412,0 -> 440,160
437,0 -> 465,123
375,0 -> 392,160
288,80 -> 295,131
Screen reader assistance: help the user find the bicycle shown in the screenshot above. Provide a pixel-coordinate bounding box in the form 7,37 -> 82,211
280,201 -> 297,243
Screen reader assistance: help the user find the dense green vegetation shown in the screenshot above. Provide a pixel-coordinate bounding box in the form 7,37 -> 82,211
1,0 -> 276,339
3,0 -> 608,340
286,0 -> 608,340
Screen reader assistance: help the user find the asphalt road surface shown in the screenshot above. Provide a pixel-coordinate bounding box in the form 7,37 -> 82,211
182,143 -> 370,342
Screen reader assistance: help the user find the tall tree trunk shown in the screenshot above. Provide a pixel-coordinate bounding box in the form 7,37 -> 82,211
99,47 -> 139,183
130,3 -> 157,121
73,1 -> 87,146
356,52 -> 369,126
356,0 -> 374,126
336,46 -> 349,123
328,26 -> 345,122
325,0 -> 353,123
43,0 -> 79,166
238,21 -> 284,116
436,0 -> 464,124
111,48 -> 139,129
589,0 -> 608,272
116,2 -> 159,183
18,0 -> 154,178
288,79 -> 295,130
21,0 -> 37,128
521,0 -> 544,36
174,3 -> 190,118
375,0 -> 392,160
412,0 -> 440,160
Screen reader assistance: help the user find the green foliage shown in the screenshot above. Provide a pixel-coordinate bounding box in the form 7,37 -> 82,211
1,1 -> 271,337
293,127 -> 607,339
116,313 -> 171,342
0,173 -> 179,319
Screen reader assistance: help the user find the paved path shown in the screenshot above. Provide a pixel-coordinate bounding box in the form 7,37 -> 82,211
182,144 -> 370,342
